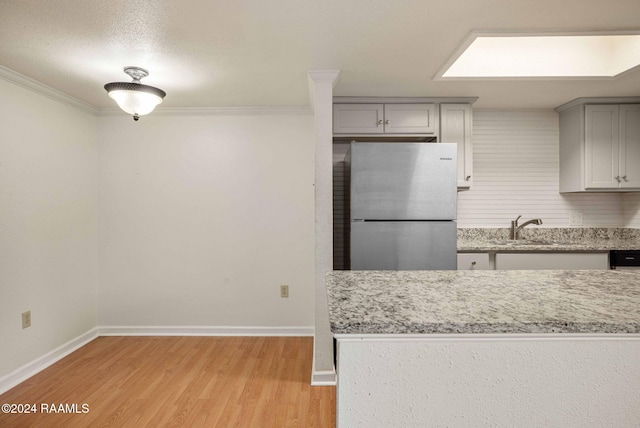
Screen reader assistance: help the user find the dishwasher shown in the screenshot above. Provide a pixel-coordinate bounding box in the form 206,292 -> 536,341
610,250 -> 640,270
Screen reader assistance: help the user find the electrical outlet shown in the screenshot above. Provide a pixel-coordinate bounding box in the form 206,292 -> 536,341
569,212 -> 583,226
22,310 -> 31,329
280,285 -> 289,298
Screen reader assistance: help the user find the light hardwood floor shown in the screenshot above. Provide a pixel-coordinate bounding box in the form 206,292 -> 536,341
0,336 -> 335,427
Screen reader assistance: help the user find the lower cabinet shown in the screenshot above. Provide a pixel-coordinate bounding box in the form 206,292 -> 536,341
458,252 -> 610,270
494,252 -> 608,270
457,253 -> 491,270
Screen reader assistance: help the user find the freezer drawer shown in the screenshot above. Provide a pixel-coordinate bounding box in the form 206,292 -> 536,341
350,221 -> 457,270
349,142 -> 457,220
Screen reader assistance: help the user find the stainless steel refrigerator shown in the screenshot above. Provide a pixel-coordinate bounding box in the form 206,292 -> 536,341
347,142 -> 457,270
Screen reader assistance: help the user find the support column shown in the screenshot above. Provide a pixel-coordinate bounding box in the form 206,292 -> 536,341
307,70 -> 340,385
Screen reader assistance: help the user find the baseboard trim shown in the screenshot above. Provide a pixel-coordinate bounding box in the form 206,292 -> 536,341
0,327 -> 99,395
97,325 -> 314,337
0,325 -> 315,394
311,370 -> 337,386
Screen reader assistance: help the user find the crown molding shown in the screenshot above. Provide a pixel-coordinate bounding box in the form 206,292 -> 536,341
98,105 -> 312,117
307,70 -> 341,86
0,66 -> 98,115
333,96 -> 479,104
554,96 -> 640,112
0,67 -> 312,118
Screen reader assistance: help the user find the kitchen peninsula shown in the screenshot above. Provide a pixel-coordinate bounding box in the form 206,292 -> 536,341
327,270 -> 640,427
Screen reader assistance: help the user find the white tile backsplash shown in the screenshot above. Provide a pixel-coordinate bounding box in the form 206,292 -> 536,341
457,109 -> 628,228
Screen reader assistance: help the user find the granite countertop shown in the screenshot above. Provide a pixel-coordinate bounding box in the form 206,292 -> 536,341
326,270 -> 640,335
457,227 -> 640,252
457,238 -> 639,252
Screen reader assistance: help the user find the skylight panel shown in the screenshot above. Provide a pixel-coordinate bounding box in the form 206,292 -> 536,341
436,32 -> 640,79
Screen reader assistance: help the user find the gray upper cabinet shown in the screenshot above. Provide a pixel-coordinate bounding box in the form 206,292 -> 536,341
557,98 -> 640,192
440,103 -> 473,188
333,103 -> 437,135
619,105 -> 640,189
333,97 -> 477,190
333,103 -> 385,134
383,104 -> 437,134
585,105 -> 620,189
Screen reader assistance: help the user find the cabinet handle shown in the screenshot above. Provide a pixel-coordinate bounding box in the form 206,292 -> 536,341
385,120 -> 390,125
471,261 -> 476,265
377,119 -> 383,126
615,176 -> 621,183
623,175 -> 628,182
465,175 -> 471,181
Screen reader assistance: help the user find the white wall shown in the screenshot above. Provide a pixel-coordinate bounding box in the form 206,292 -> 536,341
337,336 -> 640,427
0,78 -> 98,377
3,69 -> 638,387
458,109 -> 626,227
97,111 -> 316,327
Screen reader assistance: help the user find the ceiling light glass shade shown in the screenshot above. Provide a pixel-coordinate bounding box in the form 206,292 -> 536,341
105,83 -> 165,115
104,67 -> 166,120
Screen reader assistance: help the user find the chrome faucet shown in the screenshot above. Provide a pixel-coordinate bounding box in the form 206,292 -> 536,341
510,215 -> 543,240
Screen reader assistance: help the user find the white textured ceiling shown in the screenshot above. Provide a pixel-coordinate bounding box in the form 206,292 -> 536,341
1,0 -> 639,109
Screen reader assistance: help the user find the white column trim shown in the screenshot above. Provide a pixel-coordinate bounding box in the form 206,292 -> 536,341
307,70 -> 340,385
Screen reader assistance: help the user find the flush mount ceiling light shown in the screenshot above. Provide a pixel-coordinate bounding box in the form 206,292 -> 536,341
435,31 -> 640,79
104,66 -> 166,121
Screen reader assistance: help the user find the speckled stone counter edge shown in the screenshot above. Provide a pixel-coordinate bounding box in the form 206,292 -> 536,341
458,227 -> 640,241
326,270 -> 640,335
458,227 -> 640,252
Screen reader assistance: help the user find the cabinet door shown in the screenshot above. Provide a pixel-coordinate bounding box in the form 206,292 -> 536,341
333,104 -> 384,134
619,104 -> 640,189
495,253 -> 608,270
585,105 -> 620,189
440,104 -> 472,188
457,253 -> 490,270
383,104 -> 436,134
